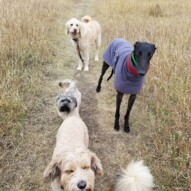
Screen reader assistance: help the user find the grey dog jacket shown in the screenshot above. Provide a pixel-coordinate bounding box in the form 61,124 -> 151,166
103,38 -> 145,94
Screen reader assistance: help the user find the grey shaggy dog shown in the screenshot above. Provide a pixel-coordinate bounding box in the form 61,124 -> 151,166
56,92 -> 77,114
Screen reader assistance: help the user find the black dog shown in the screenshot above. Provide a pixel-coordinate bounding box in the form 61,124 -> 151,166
96,38 -> 156,133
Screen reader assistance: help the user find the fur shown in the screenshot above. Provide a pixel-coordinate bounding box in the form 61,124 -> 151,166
109,160 -> 155,191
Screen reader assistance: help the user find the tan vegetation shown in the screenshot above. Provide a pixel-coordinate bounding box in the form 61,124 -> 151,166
0,0 -> 75,190
93,0 -> 191,190
0,0 -> 190,191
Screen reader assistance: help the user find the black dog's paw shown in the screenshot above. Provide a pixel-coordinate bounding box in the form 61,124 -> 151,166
124,126 -> 130,133
96,86 -> 101,93
114,125 -> 120,131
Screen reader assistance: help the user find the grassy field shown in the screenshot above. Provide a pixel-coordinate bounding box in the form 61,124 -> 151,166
0,0 -> 190,190
93,0 -> 191,190
0,0 -> 75,190
0,0 -> 73,137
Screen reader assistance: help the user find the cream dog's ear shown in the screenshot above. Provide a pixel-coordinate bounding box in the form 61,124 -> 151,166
79,23 -> 86,38
90,152 -> 104,176
43,159 -> 61,182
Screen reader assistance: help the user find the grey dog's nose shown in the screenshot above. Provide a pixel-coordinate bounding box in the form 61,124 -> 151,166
77,180 -> 86,189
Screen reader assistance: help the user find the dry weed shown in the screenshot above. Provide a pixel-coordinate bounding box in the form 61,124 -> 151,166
0,0 -> 191,191
0,0 -> 75,190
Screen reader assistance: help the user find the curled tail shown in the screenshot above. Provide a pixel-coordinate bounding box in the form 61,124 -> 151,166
107,69 -> 114,81
81,15 -> 92,23
114,160 -> 154,191
58,79 -> 76,91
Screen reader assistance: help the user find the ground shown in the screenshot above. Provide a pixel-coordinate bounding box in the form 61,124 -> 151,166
1,0 -> 191,191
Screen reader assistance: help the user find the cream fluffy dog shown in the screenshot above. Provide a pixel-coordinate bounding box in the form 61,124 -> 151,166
65,16 -> 101,71
43,80 -> 103,191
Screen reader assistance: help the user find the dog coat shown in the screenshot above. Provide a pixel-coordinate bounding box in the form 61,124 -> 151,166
103,38 -> 145,94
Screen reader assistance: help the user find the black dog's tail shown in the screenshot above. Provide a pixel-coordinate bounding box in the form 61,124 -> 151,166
107,69 -> 114,81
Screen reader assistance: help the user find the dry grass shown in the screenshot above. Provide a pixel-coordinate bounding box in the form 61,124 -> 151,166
0,0 -> 75,190
0,0 -> 71,135
0,0 -> 191,191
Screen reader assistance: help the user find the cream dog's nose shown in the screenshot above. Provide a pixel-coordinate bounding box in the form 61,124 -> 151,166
77,180 -> 86,189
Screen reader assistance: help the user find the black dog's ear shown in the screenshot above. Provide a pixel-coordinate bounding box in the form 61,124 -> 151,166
134,41 -> 141,49
152,44 -> 157,54
153,44 -> 157,51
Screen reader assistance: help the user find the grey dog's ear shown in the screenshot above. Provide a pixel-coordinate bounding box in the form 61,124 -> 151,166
43,159 -> 61,182
90,151 -> 104,176
71,96 -> 78,108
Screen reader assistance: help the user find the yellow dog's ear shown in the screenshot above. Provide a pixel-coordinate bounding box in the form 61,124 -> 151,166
90,151 -> 104,176
65,21 -> 69,35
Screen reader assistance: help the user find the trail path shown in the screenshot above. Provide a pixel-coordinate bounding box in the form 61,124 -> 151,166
12,1 -> 143,190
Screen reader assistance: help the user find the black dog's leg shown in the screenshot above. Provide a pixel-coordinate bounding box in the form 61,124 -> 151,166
114,91 -> 124,131
124,94 -> 137,133
96,61 -> 109,92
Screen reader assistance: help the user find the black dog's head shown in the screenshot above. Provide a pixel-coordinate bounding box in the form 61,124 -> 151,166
133,41 -> 156,76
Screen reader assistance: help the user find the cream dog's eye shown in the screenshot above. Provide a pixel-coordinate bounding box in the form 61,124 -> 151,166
70,23 -> 73,26
65,169 -> 74,174
76,24 -> 78,26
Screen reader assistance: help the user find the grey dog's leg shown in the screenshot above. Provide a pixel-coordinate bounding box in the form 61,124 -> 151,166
114,91 -> 124,131
96,61 -> 109,92
124,94 -> 137,133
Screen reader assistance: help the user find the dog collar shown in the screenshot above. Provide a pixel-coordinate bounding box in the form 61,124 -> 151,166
127,53 -> 139,77
73,38 -> 78,42
131,52 -> 138,67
